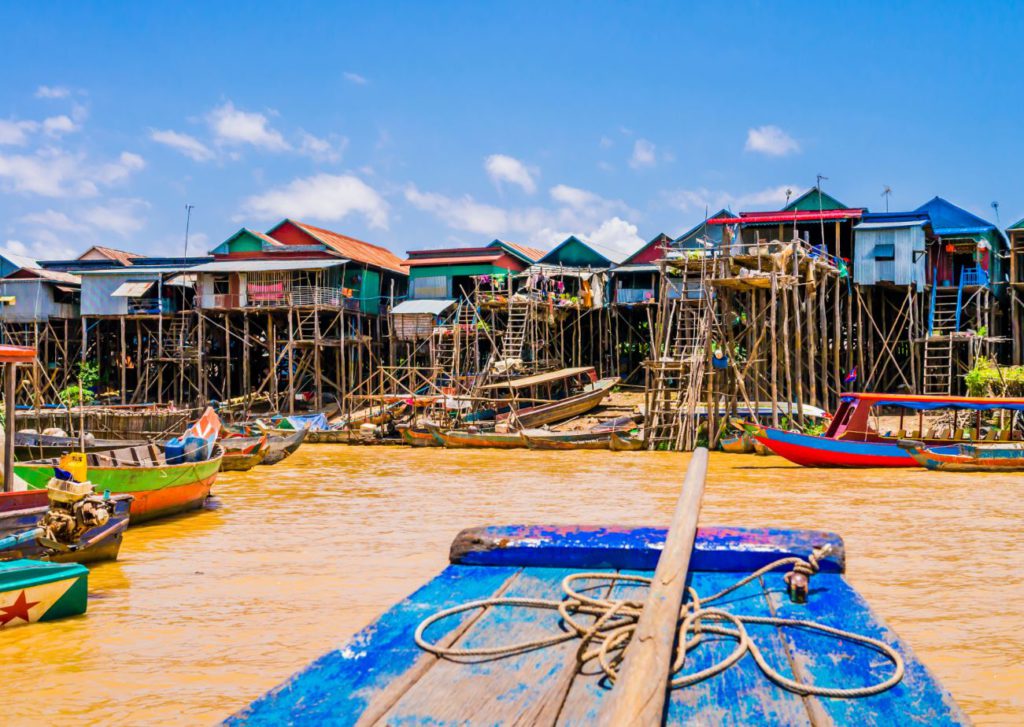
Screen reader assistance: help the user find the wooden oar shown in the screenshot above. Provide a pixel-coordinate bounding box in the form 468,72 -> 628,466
599,447 -> 709,727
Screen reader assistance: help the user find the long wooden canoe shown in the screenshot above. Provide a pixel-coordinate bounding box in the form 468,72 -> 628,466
396,425 -> 441,448
498,377 -> 619,429
432,428 -> 526,449
520,429 -> 613,450
13,432 -> 149,462
14,443 -> 223,523
899,440 -> 1024,472
720,432 -> 755,454
220,437 -> 270,472
610,431 -> 644,451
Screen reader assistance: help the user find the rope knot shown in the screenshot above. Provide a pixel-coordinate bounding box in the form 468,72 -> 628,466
784,544 -> 832,604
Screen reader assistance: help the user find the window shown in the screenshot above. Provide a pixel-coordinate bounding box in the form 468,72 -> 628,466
411,275 -> 448,299
873,243 -> 895,261
212,276 -> 230,295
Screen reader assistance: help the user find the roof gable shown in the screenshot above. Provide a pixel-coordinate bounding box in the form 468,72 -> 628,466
622,233 -> 672,265
210,228 -> 285,256
538,236 -> 612,267
487,239 -> 544,264
267,219 -> 406,273
914,197 -> 999,239
77,245 -> 144,266
673,210 -> 731,248
1009,217 -> 1024,232
784,188 -> 848,212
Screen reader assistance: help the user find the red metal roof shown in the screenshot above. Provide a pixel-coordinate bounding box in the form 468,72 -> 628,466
267,220 -> 406,274
707,209 -> 864,225
495,240 -> 545,262
77,245 -> 145,266
0,345 -> 36,364
404,253 -> 505,267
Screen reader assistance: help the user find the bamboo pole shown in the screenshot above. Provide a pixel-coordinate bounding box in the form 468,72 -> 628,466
4,363 -> 17,492
600,447 -> 709,727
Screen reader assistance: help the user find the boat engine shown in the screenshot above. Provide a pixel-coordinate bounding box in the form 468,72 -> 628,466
38,475 -> 112,547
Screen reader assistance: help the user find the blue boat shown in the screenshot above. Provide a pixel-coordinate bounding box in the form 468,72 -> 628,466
230,517 -> 966,725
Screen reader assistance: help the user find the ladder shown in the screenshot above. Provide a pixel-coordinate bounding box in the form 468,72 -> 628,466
500,299 -> 530,361
432,301 -> 478,387
923,286 -> 959,395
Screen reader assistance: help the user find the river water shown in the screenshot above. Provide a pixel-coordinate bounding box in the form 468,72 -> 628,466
2,446 -> 1021,725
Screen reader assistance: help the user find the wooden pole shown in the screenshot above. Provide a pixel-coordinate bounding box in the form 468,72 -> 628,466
600,448 -> 709,727
4,363 -> 17,492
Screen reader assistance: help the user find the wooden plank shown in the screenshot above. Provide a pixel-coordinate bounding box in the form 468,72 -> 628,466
600,448 -> 708,726
382,566 -> 611,724
763,573 -> 969,725
227,565 -> 518,725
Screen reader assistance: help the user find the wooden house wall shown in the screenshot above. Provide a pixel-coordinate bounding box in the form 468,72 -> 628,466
853,226 -> 926,290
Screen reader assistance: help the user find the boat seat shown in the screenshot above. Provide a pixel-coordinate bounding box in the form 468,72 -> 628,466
910,430 -> 920,438
895,429 -> 907,439
953,428 -> 964,440
984,429 -> 998,441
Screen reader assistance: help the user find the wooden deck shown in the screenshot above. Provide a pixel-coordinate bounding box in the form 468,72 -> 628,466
229,525 -> 967,726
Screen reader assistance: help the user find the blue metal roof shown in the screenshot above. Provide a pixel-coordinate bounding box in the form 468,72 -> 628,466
914,197 -> 998,237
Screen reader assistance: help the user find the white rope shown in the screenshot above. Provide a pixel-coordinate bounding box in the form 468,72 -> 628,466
415,546 -> 904,699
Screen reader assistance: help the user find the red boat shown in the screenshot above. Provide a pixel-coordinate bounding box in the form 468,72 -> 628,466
750,393 -> 1024,468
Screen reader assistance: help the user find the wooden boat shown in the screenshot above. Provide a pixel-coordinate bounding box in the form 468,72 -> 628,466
13,432 -> 149,462
220,437 -> 270,472
231,452 -> 966,725
432,427 -> 526,449
750,393 -> 1024,467
521,428 -> 612,450
720,432 -> 755,454
478,368 -> 618,429
0,488 -> 132,564
752,438 -> 772,456
0,560 -> 88,630
610,431 -> 644,451
222,427 -> 308,465
395,424 -> 440,448
306,429 -> 350,444
13,442 -> 223,523
898,439 -> 1024,472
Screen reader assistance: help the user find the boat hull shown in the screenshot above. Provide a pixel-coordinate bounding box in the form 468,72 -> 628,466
521,430 -> 611,450
397,426 -> 440,447
720,433 -> 754,454
0,560 -> 88,629
0,491 -> 132,564
436,429 -> 525,449
220,448 -> 268,472
609,432 -> 643,451
904,443 -> 1024,472
231,524 -> 968,725
14,455 -> 221,523
752,427 -> 917,467
497,377 -> 618,429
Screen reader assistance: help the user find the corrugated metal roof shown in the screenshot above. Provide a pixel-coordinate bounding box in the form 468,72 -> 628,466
390,299 -> 456,315
275,220 -> 406,273
0,250 -> 39,270
111,281 -> 155,297
188,259 -> 349,273
491,239 -> 545,262
708,209 -> 864,225
24,268 -> 81,284
404,253 -> 504,267
854,220 -> 928,230
78,245 -> 144,266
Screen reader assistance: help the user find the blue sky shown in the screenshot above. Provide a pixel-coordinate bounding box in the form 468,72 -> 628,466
1,1 -> 1022,263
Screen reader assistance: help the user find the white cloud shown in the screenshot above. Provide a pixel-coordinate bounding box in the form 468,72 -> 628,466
0,119 -> 39,146
343,72 -> 368,85
241,173 -> 388,228
585,217 -> 645,259
35,85 -> 70,99
20,209 -> 87,232
599,136 -> 613,149
405,186 -> 508,235
0,148 -> 144,197
550,184 -> 603,210
150,129 -> 214,161
208,101 -> 290,151
745,125 -> 800,156
665,184 -> 795,214
629,139 -> 656,169
43,115 -> 79,136
80,198 -> 149,236
298,131 -> 344,163
3,240 -> 30,255
484,154 -> 536,194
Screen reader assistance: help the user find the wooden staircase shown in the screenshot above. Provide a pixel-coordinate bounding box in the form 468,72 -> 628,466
500,300 -> 530,361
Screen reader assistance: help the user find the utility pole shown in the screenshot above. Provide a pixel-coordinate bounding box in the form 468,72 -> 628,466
882,186 -> 892,212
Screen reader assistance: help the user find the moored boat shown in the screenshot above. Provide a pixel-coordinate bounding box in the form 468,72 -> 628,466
521,428 -> 612,450
609,431 -> 644,451
750,393 -> 1024,467
0,559 -> 89,630
898,439 -> 1024,472
221,427 -> 308,465
395,424 -> 440,447
13,432 -> 149,462
478,367 -> 618,429
230,451 -> 966,725
431,426 -> 525,449
720,431 -> 755,454
220,436 -> 270,472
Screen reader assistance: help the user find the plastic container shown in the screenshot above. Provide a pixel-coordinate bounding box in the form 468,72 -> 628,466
59,452 -> 88,483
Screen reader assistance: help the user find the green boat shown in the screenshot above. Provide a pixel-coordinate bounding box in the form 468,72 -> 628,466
13,443 -> 223,523
0,559 -> 88,630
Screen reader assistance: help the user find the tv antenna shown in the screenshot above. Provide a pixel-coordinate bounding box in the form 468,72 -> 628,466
991,201 -> 1001,226
785,188 -> 793,206
183,204 -> 195,258
882,186 -> 892,212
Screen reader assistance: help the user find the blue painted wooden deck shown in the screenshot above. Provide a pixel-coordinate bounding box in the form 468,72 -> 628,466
228,525 -> 967,726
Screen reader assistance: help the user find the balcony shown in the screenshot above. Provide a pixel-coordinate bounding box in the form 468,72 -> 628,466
959,266 -> 989,288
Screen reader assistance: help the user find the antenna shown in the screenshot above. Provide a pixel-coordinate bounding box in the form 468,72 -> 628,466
882,186 -> 892,212
815,174 -> 828,191
991,201 -> 1001,226
183,204 -> 195,258
785,188 -> 793,206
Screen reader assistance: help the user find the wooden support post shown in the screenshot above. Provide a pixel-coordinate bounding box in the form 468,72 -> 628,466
197,313 -> 206,404
287,308 -> 295,414
4,363 -> 17,492
225,313 -> 232,402
119,316 -> 127,404
243,315 -> 251,411
600,448 -> 709,727
269,313 -> 278,408
769,274 -> 779,428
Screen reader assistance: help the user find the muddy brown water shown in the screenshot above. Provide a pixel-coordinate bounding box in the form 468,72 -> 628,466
3,446 -> 1021,725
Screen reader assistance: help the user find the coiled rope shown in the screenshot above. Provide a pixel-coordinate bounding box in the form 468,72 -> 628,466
415,545 -> 904,699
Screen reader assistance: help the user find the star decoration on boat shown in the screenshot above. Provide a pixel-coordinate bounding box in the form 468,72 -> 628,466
0,590 -> 40,627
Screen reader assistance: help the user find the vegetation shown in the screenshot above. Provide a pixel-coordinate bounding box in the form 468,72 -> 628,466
58,361 -> 100,408
965,356 -> 1024,397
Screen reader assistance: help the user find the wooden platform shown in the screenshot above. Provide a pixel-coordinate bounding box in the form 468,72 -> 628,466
228,525 -> 967,726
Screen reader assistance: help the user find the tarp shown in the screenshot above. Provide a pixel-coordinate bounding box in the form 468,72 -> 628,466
280,413 -> 329,431
390,299 -> 457,315
841,393 -> 1024,412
